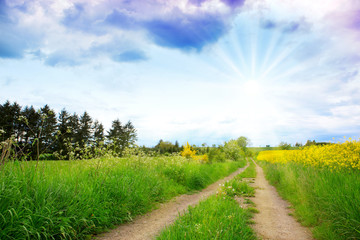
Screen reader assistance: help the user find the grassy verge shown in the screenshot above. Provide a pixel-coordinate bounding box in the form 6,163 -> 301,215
156,195 -> 255,240
259,161 -> 360,240
157,158 -> 257,240
0,156 -> 245,240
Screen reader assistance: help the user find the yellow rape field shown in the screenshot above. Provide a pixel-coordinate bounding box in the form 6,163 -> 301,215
257,139 -> 360,171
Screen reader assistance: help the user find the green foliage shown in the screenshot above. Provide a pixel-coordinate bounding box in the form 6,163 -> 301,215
154,140 -> 181,154
260,161 -> 360,240
278,141 -> 291,150
0,100 -> 21,141
107,119 -> 137,156
0,156 -> 242,239
0,100 -> 137,160
207,147 -> 226,162
223,140 -> 245,161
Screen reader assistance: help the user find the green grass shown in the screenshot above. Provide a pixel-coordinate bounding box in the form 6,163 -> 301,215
156,158 -> 258,240
259,161 -> 360,240
156,195 -> 256,240
0,156 -> 245,240
236,158 -> 256,179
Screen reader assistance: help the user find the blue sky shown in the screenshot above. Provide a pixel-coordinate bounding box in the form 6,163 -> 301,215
1,0 -> 360,147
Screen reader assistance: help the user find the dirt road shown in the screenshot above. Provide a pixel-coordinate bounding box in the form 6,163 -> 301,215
95,164 -> 249,240
251,162 -> 313,240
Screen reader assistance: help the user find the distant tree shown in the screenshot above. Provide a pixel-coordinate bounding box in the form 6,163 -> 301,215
304,140 -> 316,147
155,140 -> 176,154
68,113 -> 79,143
236,136 -> 249,148
20,105 -> 41,158
0,100 -> 137,160
295,142 -> 303,147
304,140 -> 331,147
278,141 -> 291,150
223,139 -> 244,161
123,121 -> 137,149
77,111 -> 92,148
92,120 -> 105,147
56,109 -> 71,157
39,105 -> 57,154
107,119 -> 125,155
236,136 -> 251,155
174,140 -> 180,152
0,100 -> 22,141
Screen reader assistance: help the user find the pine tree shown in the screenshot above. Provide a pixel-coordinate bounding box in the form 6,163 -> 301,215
20,105 -> 41,158
57,109 -> 71,157
93,120 -> 104,147
0,100 -> 22,141
39,105 -> 57,153
107,119 -> 124,154
175,140 -> 180,152
123,121 -> 137,148
77,111 -> 92,148
69,113 -> 80,143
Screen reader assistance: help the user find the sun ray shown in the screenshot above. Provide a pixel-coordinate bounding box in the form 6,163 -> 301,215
260,41 -> 302,80
212,47 -> 247,80
259,29 -> 285,76
250,19 -> 259,78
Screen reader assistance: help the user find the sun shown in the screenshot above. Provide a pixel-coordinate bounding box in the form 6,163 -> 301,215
243,79 -> 262,96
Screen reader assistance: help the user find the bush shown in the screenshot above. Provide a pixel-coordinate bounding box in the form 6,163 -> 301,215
208,148 -> 226,162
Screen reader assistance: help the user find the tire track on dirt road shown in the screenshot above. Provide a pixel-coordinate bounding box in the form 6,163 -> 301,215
251,160 -> 313,240
95,163 -> 249,240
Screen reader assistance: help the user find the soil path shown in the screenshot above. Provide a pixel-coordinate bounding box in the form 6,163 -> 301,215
251,161 -> 313,240
96,163 -> 249,240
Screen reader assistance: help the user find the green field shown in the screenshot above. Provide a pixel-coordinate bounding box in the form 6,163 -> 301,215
0,156 -> 245,239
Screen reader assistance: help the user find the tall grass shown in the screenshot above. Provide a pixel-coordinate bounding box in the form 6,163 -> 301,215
259,161 -> 360,240
0,156 -> 245,239
156,195 -> 256,240
157,158 -> 257,240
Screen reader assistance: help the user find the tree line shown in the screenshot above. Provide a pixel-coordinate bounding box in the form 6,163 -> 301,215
0,100 -> 137,160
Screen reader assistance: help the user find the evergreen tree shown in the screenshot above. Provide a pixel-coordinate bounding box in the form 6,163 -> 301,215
93,120 -> 104,147
20,105 -> 41,158
107,120 -> 137,155
175,140 -> 180,151
39,105 -> 57,153
69,113 -> 80,143
107,119 -> 124,154
123,121 -> 137,148
77,111 -> 92,148
0,100 -> 22,141
57,109 -> 71,156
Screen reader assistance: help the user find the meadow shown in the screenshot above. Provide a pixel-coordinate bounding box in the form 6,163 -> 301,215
257,140 -> 360,240
0,154 -> 245,240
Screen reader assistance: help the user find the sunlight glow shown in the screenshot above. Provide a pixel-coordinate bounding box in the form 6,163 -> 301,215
243,79 -> 262,96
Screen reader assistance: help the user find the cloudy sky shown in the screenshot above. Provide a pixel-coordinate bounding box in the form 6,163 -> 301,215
1,0 -> 360,147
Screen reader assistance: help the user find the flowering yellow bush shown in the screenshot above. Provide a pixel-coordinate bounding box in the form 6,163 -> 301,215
181,142 -> 196,158
257,139 -> 360,171
180,142 -> 208,163
192,154 -> 209,163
